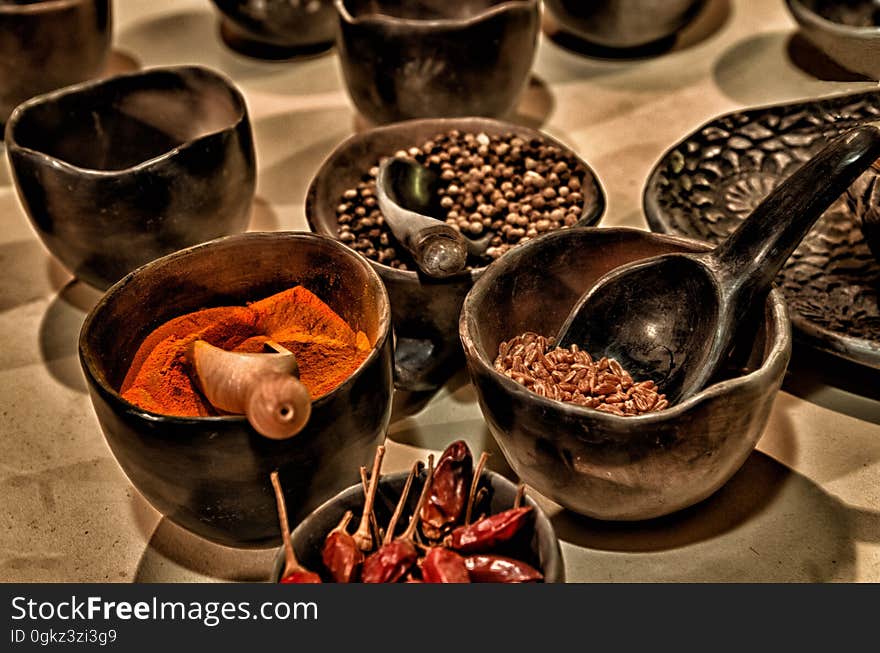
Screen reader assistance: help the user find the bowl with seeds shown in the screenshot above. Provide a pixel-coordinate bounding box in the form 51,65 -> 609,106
460,227 -> 791,521
307,117 -> 605,392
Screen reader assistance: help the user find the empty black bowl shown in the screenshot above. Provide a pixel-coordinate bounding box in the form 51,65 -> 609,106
545,0 -> 707,51
5,65 -> 256,290
335,0 -> 540,124
461,227 -> 791,521
210,0 -> 336,59
79,232 -> 393,548
271,468 -> 565,582
307,116 -> 606,392
0,0 -> 111,125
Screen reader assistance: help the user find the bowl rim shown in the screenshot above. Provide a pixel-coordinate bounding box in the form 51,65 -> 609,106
4,64 -> 249,177
270,467 -> 564,583
786,0 -> 880,37
305,115 -> 607,282
78,231 -> 393,426
0,0 -> 95,15
459,226 -> 792,424
335,0 -> 540,28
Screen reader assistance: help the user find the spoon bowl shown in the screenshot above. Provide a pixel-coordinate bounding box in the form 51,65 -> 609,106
556,126 -> 880,405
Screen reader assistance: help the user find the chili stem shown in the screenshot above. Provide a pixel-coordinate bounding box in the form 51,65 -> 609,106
360,466 -> 381,544
401,455 -> 434,542
332,510 -> 354,535
465,452 -> 489,525
514,483 -> 526,509
270,470 -> 301,577
383,461 -> 419,545
354,445 -> 385,551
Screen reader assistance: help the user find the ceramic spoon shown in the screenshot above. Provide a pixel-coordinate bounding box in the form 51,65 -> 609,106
376,157 -> 491,277
555,125 -> 880,406
188,340 -> 311,439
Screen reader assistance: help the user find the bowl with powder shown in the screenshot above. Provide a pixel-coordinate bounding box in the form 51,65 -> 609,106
79,232 -> 393,548
460,227 -> 791,521
307,116 -> 605,392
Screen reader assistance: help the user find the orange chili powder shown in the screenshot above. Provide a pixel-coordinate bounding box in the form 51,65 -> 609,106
120,286 -> 372,417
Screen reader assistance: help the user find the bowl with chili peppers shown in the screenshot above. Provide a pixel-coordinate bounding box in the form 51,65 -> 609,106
79,231 -> 393,548
307,116 -> 605,392
460,227 -> 791,521
270,441 -> 564,583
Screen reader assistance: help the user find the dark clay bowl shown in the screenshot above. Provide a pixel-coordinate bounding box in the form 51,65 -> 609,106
786,0 -> 880,80
460,227 -> 791,521
79,232 -> 393,548
0,0 -> 111,126
5,65 -> 256,291
335,0 -> 540,125
210,0 -> 336,59
545,0 -> 707,51
271,468 -> 564,582
306,117 -> 606,392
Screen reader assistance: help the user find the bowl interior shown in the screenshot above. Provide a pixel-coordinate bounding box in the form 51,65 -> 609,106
9,67 -> 244,171
82,233 -> 388,399
465,228 -> 776,391
797,0 -> 880,28
276,469 -> 563,582
307,117 -> 605,276
341,0 -> 513,21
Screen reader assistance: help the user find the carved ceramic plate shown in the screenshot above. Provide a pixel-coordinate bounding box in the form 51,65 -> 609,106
644,89 -> 880,369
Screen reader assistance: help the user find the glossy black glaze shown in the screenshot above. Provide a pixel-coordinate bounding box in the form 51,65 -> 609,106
79,233 -> 393,548
306,117 -> 605,392
786,0 -> 880,80
545,0 -> 706,50
558,127 -> 880,405
211,0 -> 336,58
645,89 -> 880,371
5,65 -> 255,291
335,0 -> 540,124
0,0 -> 111,126
460,228 -> 791,520
271,469 -> 564,582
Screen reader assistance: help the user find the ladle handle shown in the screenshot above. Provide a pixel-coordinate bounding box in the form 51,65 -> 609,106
711,125 -> 880,292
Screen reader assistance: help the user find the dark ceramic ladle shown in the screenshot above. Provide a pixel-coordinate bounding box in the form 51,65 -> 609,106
376,157 -> 491,278
556,125 -> 880,406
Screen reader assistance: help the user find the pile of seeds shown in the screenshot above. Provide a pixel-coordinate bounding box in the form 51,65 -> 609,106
494,332 -> 668,416
336,130 -> 593,270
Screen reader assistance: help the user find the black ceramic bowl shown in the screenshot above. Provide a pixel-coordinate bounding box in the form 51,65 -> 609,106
335,0 -> 540,125
786,0 -> 880,80
307,117 -> 606,392
210,0 -> 336,59
79,232 -> 393,548
545,0 -> 706,51
271,468 -> 564,582
5,65 -> 256,291
0,0 -> 111,126
460,227 -> 791,521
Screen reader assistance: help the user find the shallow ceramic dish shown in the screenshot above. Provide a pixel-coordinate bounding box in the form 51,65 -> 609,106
460,227 -> 790,521
79,232 -> 393,548
644,88 -> 880,370
307,116 -> 605,392
271,468 -> 564,582
0,0 -> 111,126
5,65 -> 255,290
211,0 -> 336,59
335,0 -> 540,124
544,0 -> 706,51
786,0 -> 880,80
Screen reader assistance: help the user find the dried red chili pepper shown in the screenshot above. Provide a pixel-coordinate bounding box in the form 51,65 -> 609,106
420,440 -> 472,540
321,510 -> 362,583
449,506 -> 532,554
271,471 -> 322,584
421,547 -> 470,584
362,456 -> 435,583
464,554 -> 543,583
